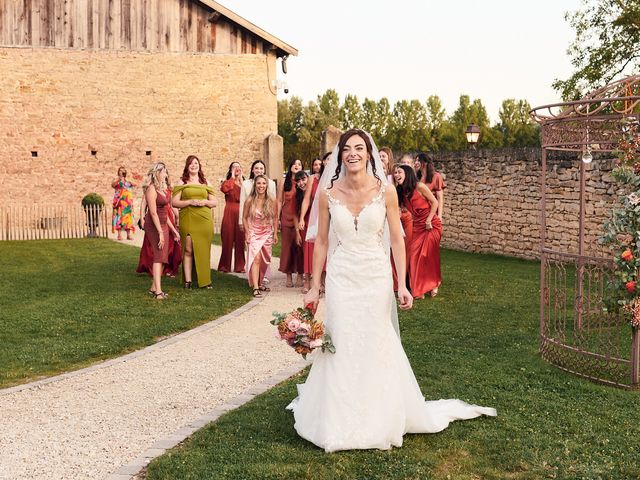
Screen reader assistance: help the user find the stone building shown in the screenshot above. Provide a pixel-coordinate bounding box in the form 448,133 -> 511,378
0,0 -> 296,208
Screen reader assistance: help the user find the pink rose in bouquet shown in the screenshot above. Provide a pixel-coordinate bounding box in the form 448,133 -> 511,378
271,304 -> 336,359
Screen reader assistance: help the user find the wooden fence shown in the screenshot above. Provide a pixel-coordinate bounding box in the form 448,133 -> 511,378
0,205 -> 109,241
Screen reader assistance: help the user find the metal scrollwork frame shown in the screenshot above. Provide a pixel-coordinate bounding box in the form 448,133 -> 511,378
531,75 -> 640,389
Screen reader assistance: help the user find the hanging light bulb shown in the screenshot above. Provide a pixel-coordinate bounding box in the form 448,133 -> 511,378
582,146 -> 593,164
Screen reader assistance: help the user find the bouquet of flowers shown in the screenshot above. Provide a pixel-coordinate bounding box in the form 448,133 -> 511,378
271,304 -> 336,359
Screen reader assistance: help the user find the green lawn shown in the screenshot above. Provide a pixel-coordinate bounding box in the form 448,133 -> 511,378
146,250 -> 640,480
0,239 -> 251,388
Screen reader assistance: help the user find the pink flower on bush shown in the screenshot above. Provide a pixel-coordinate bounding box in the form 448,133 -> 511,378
626,281 -> 637,293
621,250 -> 634,261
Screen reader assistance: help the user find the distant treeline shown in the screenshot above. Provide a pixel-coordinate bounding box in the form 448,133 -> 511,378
278,89 -> 540,162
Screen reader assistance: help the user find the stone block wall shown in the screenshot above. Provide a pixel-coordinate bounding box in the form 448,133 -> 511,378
434,148 -> 618,260
0,47 -> 278,213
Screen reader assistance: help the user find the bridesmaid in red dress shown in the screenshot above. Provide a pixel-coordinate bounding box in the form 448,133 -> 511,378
217,162 -> 246,273
142,163 -> 180,299
395,164 -> 441,299
136,191 -> 181,277
293,170 -> 312,293
277,158 -> 304,287
415,152 -> 446,222
297,158 -> 323,292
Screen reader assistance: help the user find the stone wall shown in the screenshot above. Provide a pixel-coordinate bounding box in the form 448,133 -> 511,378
0,47 -> 278,212
434,148 -> 617,260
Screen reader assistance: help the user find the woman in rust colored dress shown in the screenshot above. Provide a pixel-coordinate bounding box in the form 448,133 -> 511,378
277,158 -> 304,287
395,164 -> 441,299
297,154 -> 327,293
415,152 -> 445,221
142,162 -> 180,299
218,161 -> 246,273
136,190 -> 181,277
293,170 -> 312,292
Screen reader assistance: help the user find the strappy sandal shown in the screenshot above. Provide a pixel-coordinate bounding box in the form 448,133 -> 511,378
184,281 -> 193,289
154,291 -> 168,300
259,285 -> 271,292
429,288 -> 439,298
253,288 -> 262,297
147,289 -> 156,296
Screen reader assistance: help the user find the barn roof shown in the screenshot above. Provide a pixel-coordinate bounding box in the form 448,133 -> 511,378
198,0 -> 298,57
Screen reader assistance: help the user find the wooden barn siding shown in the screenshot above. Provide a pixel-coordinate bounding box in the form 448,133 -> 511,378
0,0 -> 270,54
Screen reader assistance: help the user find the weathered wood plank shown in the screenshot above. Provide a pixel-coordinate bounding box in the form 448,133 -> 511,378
105,0 -> 114,49
121,0 -> 131,49
67,0 -> 75,47
86,0 -> 93,48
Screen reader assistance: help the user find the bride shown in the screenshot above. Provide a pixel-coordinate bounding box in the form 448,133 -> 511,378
287,129 -> 496,452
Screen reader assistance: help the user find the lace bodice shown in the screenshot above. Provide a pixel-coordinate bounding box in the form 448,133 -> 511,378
326,186 -> 386,253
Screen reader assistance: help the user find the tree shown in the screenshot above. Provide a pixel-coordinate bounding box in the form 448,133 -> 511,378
425,95 -> 447,151
277,96 -> 304,145
340,94 -> 363,130
445,95 -> 502,150
496,99 -> 540,147
388,100 -> 430,152
553,0 -> 640,100
317,89 -> 341,129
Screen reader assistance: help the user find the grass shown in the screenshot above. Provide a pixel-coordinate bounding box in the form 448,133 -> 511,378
0,239 -> 251,388
145,249 -> 640,480
213,233 -> 282,260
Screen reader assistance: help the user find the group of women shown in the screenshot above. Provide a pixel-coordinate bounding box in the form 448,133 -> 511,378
136,155 -> 216,299
129,144 -> 444,301
217,156 -> 330,297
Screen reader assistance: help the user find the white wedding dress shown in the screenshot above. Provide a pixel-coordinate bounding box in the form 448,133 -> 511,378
287,185 -> 496,453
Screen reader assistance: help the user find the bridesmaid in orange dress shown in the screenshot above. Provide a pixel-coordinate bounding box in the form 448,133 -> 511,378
277,158 -> 304,287
218,162 -> 246,273
395,165 -> 441,299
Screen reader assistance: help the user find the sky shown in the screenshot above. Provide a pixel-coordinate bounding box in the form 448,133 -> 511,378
220,0 -> 584,123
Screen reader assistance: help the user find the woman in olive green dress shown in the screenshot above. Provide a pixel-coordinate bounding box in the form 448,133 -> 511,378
172,155 -> 217,288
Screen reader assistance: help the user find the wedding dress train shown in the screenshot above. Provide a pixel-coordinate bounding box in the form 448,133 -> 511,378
287,186 -> 496,452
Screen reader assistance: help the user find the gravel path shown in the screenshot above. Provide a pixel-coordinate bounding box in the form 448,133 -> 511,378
0,232 -> 313,480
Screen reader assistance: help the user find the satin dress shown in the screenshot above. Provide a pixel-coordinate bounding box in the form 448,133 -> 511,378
173,184 -> 215,288
406,189 -> 442,298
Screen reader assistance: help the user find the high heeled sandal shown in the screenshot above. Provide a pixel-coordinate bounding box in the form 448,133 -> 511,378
252,288 -> 262,297
184,281 -> 193,289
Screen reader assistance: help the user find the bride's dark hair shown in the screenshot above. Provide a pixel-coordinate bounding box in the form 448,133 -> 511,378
330,129 -> 380,188
395,164 -> 418,208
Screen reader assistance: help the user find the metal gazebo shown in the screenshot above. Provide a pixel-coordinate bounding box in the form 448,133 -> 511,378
531,75 -> 640,388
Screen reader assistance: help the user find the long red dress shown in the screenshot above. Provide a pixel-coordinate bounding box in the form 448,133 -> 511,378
218,179 -> 246,273
406,189 -> 442,298
279,187 -> 304,274
303,176 -> 319,275
137,191 -> 181,276
143,190 -> 170,263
